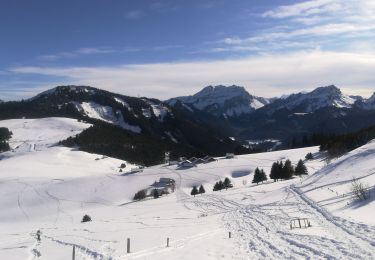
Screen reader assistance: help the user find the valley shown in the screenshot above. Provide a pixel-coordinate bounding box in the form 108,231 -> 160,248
0,118 -> 374,259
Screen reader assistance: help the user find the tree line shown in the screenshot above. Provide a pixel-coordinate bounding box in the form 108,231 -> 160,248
288,124 -> 375,158
319,125 -> 375,157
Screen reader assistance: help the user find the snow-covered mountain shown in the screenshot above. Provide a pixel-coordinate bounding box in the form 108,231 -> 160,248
0,85 -> 250,165
31,85 -> 170,132
167,85 -> 270,118
357,92 -> 375,110
265,85 -> 356,114
235,85 -> 375,143
165,84 -> 375,148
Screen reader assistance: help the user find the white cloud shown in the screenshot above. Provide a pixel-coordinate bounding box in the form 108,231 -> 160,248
262,0 -> 342,19
75,48 -> 114,55
224,23 -> 375,44
39,48 -> 114,61
10,50 -> 375,100
219,0 -> 375,55
124,10 -> 144,20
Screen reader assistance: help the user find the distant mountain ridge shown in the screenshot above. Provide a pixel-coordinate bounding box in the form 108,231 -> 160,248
167,85 -> 270,118
1,84 -> 374,160
168,84 -> 375,149
260,85 -> 356,115
0,85 -> 251,165
356,92 -> 375,110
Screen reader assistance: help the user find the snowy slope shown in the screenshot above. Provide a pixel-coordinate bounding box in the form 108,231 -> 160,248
297,140 -> 375,224
0,118 -> 90,155
74,102 -> 142,133
1,118 -> 375,259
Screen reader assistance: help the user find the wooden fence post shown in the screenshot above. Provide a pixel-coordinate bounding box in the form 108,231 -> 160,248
229,232 -> 231,238
127,238 -> 130,253
167,237 -> 170,247
72,245 -> 75,260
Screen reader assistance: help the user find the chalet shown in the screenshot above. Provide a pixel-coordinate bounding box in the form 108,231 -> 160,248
203,156 -> 217,163
178,160 -> 196,168
189,157 -> 198,162
151,179 -> 174,188
150,178 -> 176,194
159,177 -> 175,187
193,158 -> 206,164
129,167 -> 143,174
226,153 -> 235,159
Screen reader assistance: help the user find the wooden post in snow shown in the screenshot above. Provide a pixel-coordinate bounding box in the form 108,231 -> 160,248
36,230 -> 41,242
167,237 -> 170,247
127,238 -> 131,253
298,219 -> 301,228
229,232 -> 232,238
72,245 -> 75,260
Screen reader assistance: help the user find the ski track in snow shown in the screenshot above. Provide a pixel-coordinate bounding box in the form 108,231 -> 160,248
183,185 -> 375,259
28,165 -> 375,260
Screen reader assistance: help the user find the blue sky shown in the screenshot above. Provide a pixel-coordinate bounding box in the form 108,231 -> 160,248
1,0 -> 375,100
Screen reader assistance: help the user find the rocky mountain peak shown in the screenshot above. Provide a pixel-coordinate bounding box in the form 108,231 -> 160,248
167,85 -> 269,117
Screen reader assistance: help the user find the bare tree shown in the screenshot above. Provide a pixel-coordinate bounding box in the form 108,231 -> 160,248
350,177 -> 369,201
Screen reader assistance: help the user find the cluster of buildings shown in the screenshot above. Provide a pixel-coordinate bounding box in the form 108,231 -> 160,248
172,154 -> 234,169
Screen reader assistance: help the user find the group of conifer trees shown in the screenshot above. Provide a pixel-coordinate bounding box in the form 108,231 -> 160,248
252,167 -> 268,184
213,177 -> 233,191
270,159 -> 308,182
191,184 -> 206,196
190,159 -> 308,196
252,159 -> 308,184
191,177 -> 234,196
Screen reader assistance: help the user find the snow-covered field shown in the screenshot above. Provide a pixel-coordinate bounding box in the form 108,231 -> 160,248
0,118 -> 374,259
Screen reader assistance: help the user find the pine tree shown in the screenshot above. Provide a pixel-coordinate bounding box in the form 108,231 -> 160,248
270,162 -> 278,182
277,161 -> 284,179
260,169 -> 268,183
295,159 -> 308,176
213,182 -> 220,191
253,168 -> 268,184
223,177 -> 233,190
81,214 -> 92,223
252,168 -> 262,184
191,186 -> 199,196
218,180 -> 224,190
153,189 -> 160,199
282,159 -> 294,179
305,152 -> 313,160
133,189 -> 146,200
270,161 -> 283,182
199,184 -> 206,194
